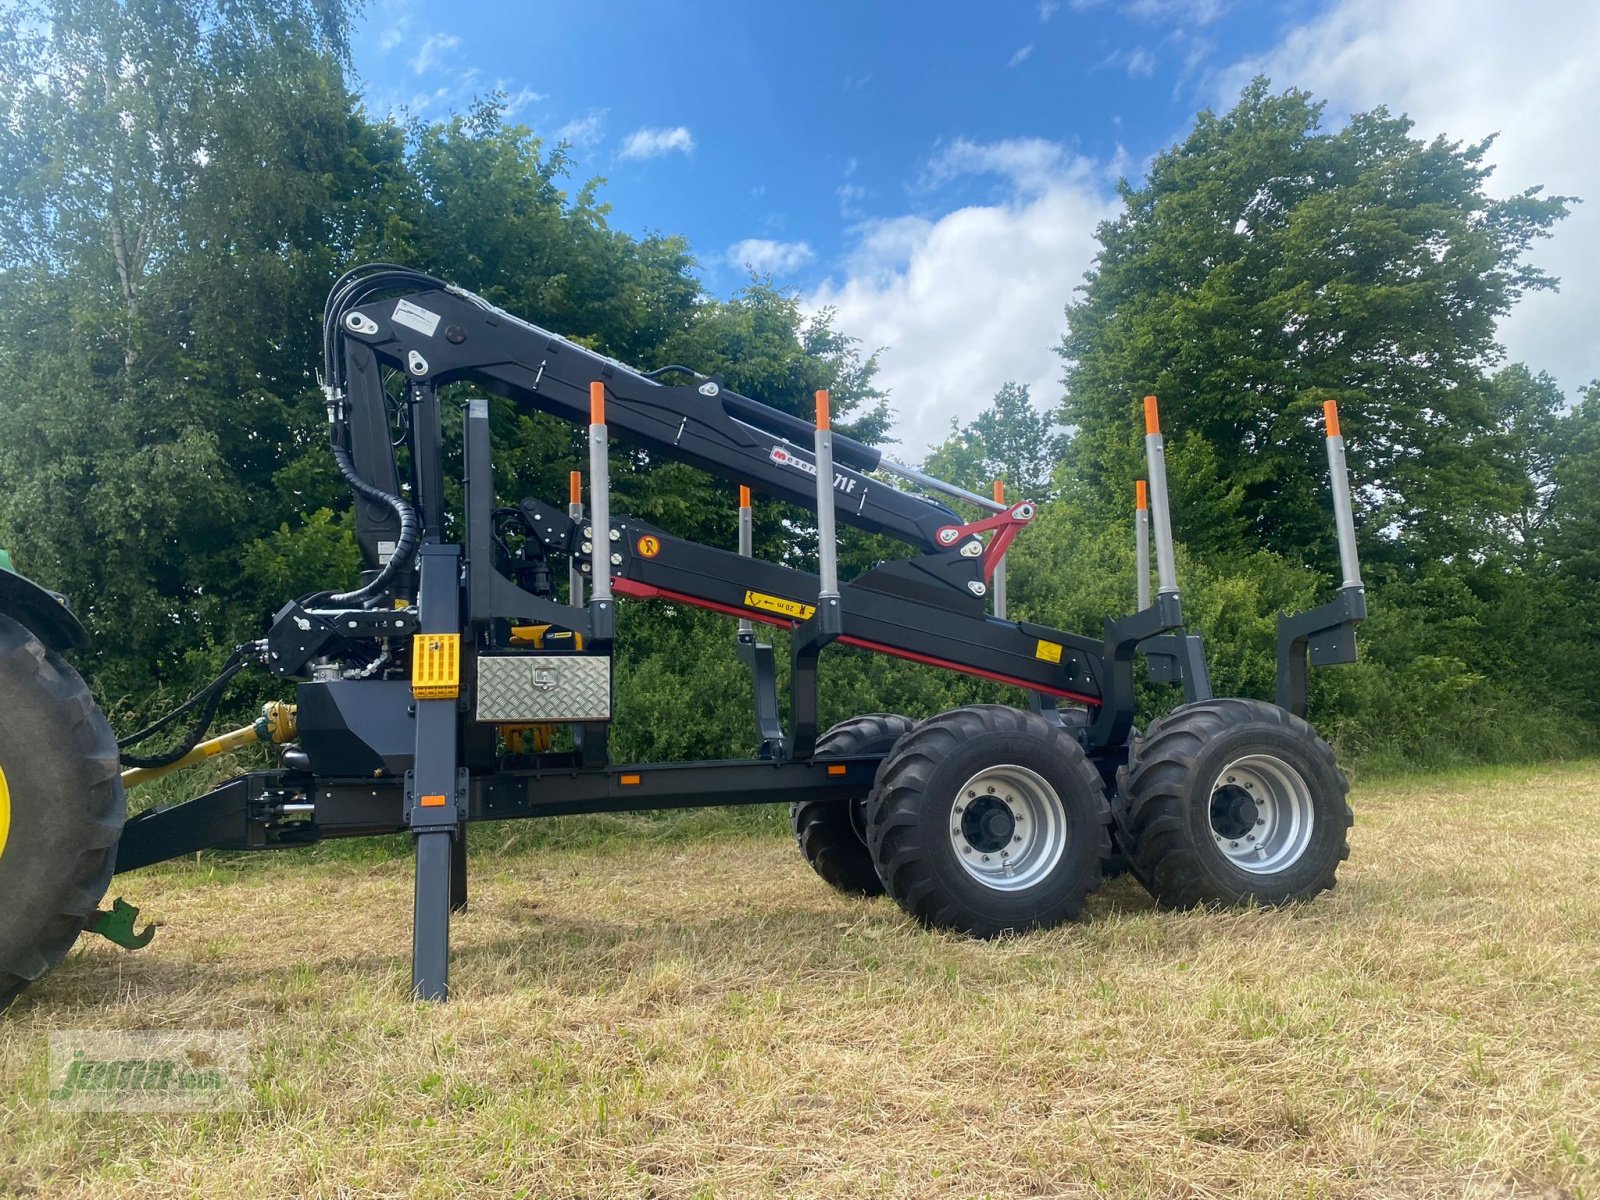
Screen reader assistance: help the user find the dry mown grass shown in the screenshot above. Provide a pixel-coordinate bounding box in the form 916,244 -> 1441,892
3,761 -> 1598,1198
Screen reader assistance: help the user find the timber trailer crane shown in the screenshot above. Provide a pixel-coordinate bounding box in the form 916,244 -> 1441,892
0,264 -> 1367,1005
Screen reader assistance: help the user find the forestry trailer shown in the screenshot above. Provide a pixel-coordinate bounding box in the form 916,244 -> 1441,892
0,264 -> 1366,1005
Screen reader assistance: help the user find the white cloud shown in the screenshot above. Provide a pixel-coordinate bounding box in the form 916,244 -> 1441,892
837,182 -> 867,218
618,125 -> 695,160
555,111 -> 606,147
923,136 -> 1072,195
1008,42 -> 1035,67
373,0 -> 416,53
378,17 -> 411,53
1217,0 -> 1600,398
809,143 -> 1117,453
1123,0 -> 1224,22
1124,46 -> 1156,78
1071,0 -> 1224,22
499,86 -> 546,119
729,238 -> 816,274
1039,0 -> 1061,21
409,32 -> 459,75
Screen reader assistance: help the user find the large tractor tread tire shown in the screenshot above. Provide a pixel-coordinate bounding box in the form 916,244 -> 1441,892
791,714 -> 917,897
0,615 -> 125,1011
1117,697 -> 1350,910
866,704 -> 1111,937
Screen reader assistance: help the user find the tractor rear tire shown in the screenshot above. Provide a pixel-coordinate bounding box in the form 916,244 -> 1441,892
791,714 -> 916,897
1117,698 -> 1350,909
0,615 -> 125,1011
865,704 -> 1111,937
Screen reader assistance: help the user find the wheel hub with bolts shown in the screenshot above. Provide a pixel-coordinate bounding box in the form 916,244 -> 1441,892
948,764 -> 1067,891
1207,753 -> 1314,874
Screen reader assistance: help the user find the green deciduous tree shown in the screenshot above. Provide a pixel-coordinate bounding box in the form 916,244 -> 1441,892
924,381 -> 1063,501
0,0 -> 385,699
1058,79 -> 1571,574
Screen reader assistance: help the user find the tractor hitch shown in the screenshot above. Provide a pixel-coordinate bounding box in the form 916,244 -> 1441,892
87,898 -> 155,950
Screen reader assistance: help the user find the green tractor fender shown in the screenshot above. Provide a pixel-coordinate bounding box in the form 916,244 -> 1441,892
0,552 -> 89,654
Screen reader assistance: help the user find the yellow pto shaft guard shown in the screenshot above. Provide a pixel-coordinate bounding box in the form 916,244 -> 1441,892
120,701 -> 297,790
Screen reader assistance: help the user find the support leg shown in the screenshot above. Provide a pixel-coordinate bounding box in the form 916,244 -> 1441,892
407,542 -> 464,1001
413,830 -> 453,1001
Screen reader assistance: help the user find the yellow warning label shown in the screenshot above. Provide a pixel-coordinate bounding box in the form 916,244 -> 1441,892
1035,639 -> 1063,664
636,534 -> 661,558
743,590 -> 817,621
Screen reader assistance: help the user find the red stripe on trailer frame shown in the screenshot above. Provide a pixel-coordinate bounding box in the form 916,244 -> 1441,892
610,577 -> 791,629
609,577 -> 1100,706
836,635 -> 1100,705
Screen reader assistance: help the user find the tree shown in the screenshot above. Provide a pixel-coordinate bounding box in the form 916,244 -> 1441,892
0,0 -> 382,700
924,382 -> 1063,500
1057,79 -> 1572,573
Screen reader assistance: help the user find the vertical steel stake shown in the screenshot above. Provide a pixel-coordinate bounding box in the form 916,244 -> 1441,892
813,390 -> 840,607
568,469 -> 584,607
991,479 -> 1009,619
1135,479 -> 1151,611
737,485 -> 754,637
588,381 -> 614,644
1323,400 -> 1364,591
1143,396 -> 1179,597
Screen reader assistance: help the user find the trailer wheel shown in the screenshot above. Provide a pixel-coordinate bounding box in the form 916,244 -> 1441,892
1117,698 -> 1350,909
865,705 -> 1111,937
791,714 -> 916,897
1050,705 -> 1133,879
0,615 -> 124,1011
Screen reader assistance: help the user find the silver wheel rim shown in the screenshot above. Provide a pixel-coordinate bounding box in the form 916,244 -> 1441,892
947,764 -> 1067,891
1208,753 -> 1314,874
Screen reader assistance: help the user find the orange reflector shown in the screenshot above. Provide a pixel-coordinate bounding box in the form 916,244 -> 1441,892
993,479 -> 1005,504
739,484 -> 752,509
620,773 -> 642,786
1143,395 -> 1161,435
419,793 -> 447,808
569,470 -> 582,505
589,381 -> 606,424
1323,399 -> 1341,438
814,389 -> 830,431
1135,480 -> 1148,510
826,764 -> 848,776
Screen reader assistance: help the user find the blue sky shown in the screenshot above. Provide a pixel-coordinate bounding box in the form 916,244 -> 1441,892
354,0 -> 1600,454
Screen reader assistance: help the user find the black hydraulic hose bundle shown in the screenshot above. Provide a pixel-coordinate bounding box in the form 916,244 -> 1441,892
118,265 -> 442,768
327,439 -> 419,605
117,647 -> 252,768
320,264 -> 443,605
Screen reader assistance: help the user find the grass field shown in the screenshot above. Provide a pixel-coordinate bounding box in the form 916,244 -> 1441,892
3,761 -> 1598,1198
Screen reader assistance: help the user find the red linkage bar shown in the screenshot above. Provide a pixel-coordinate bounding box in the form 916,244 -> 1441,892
933,502 -> 1036,582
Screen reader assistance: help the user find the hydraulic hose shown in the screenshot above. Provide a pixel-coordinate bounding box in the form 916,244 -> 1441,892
118,648 -> 251,768
327,439 -> 419,605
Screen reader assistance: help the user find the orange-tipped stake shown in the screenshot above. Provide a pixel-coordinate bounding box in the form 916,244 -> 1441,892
991,479 -> 1010,617
739,484 -> 752,510
568,470 -> 582,506
1323,399 -> 1341,438
1143,395 -> 1161,435
589,380 -> 606,425
1135,479 -> 1148,510
815,389 -> 830,431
